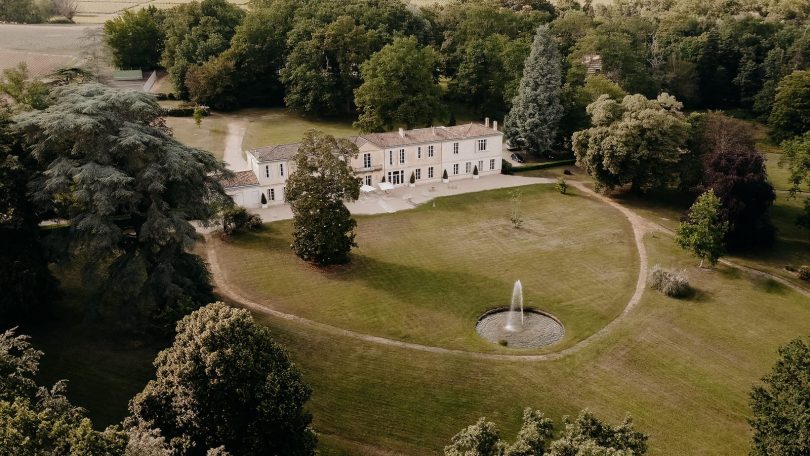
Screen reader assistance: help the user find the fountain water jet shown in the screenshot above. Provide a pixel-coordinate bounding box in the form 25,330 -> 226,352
475,280 -> 564,348
504,280 -> 524,332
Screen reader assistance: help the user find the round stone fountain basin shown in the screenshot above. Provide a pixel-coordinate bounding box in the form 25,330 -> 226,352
476,308 -> 564,348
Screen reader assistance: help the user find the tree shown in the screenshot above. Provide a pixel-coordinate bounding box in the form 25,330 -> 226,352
692,113 -> 776,250
185,53 -> 238,109
354,36 -> 443,132
504,25 -> 563,157
0,101 -> 59,323
449,35 -> 530,118
444,418 -> 503,456
0,63 -> 50,111
560,74 -> 627,142
445,408 -> 642,456
769,70 -> 810,142
104,7 -> 165,70
781,132 -> 810,229
0,328 -> 128,455
749,335 -> 810,456
504,409 -> 555,456
545,410 -> 648,456
676,190 -> 728,267
573,93 -> 690,192
0,0 -> 46,23
127,303 -> 316,456
15,84 -> 231,328
285,131 -> 361,265
160,0 -> 244,98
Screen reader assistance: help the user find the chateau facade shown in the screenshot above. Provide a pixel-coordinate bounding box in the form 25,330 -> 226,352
222,120 -> 503,208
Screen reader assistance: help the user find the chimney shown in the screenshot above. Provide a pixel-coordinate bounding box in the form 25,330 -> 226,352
493,120 -> 498,131
399,127 -> 404,138
432,126 -> 436,135
484,117 -> 490,127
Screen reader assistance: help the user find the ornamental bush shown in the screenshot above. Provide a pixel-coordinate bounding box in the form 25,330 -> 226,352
798,266 -> 810,282
222,206 -> 262,237
648,265 -> 691,298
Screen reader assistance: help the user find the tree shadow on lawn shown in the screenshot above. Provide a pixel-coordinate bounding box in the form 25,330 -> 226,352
323,254 -> 512,314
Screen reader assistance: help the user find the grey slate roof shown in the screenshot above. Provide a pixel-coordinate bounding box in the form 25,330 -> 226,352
249,143 -> 300,163
220,170 -> 259,188
246,123 -> 501,163
361,123 -> 501,148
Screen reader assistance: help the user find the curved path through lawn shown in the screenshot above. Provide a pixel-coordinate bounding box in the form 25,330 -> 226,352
207,182 -> 653,361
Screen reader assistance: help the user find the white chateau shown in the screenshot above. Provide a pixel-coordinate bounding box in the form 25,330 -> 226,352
222,119 -> 503,208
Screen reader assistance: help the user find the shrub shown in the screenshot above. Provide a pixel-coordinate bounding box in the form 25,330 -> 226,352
222,206 -> 262,237
473,165 -> 479,176
410,172 -> 416,184
555,176 -> 568,194
501,159 -> 513,175
648,265 -> 691,298
798,266 -> 810,282
162,105 -> 209,117
442,169 -> 449,180
260,193 -> 267,205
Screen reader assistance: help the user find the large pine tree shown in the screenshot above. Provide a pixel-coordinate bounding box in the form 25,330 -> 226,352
15,84 -> 231,327
504,24 -> 563,157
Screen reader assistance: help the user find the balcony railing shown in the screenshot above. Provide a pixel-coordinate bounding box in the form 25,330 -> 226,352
353,165 -> 382,172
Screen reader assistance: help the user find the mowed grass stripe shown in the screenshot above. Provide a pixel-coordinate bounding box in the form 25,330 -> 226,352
216,185 -> 638,352
256,234 -> 810,455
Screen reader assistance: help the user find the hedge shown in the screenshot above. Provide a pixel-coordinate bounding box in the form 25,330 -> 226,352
162,106 -> 210,117
510,159 -> 576,173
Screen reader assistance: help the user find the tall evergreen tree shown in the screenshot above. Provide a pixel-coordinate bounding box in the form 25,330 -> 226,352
285,131 -> 361,265
504,24 -> 563,157
0,102 -> 58,323
15,84 -> 231,328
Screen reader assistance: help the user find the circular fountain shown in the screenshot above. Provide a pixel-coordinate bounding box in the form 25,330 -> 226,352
476,280 -> 564,348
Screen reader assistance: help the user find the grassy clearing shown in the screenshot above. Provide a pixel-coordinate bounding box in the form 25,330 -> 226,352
214,184 -> 637,352
251,233 -> 810,456
241,108 -> 357,149
165,113 -> 231,160
766,153 -> 793,191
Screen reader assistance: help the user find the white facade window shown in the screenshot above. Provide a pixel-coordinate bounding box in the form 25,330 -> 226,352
269,188 -> 275,201
389,150 -> 393,165
477,139 -> 487,151
387,170 -> 404,185
279,163 -> 284,176
399,149 -> 405,164
490,158 -> 495,170
417,147 -> 421,159
363,153 -> 372,168
466,162 -> 471,173
428,167 -> 434,178
453,164 -> 459,175
428,145 -> 434,157
415,168 -> 421,180
265,165 -> 270,178
453,142 -> 459,154
478,160 -> 483,172
365,175 -> 372,186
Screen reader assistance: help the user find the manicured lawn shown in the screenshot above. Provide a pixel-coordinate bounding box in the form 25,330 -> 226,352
253,233 -> 810,456
165,113 -> 231,160
765,152 -> 794,191
241,108 -> 357,149
214,184 -> 638,352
